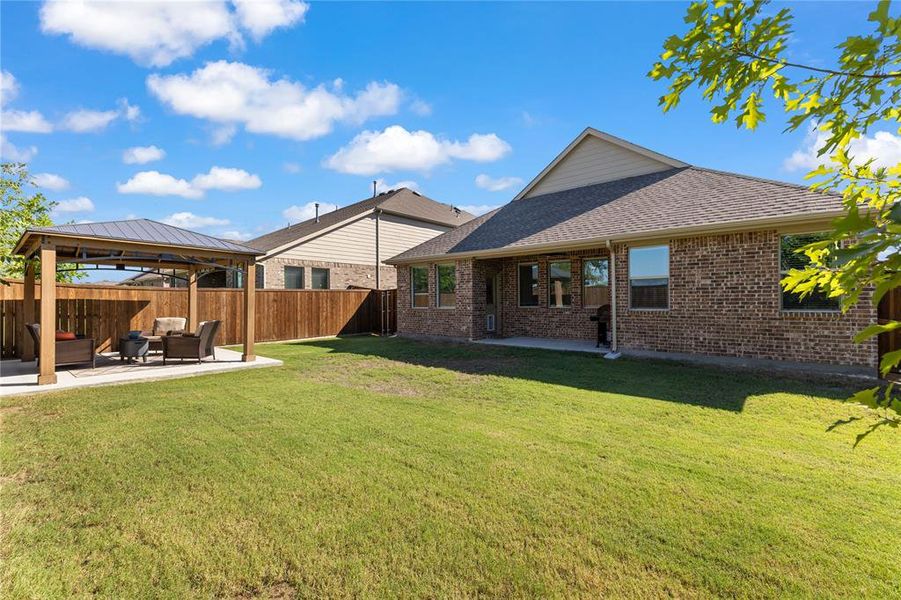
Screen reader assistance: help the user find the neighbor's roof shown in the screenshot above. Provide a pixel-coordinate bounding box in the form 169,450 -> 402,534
248,188 -> 474,253
387,167 -> 843,263
13,219 -> 263,256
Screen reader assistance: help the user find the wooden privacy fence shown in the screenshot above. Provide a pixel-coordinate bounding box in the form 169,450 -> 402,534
878,286 -> 901,377
0,282 -> 397,359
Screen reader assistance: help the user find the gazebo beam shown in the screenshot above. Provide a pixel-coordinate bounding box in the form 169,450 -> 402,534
21,260 -> 35,362
242,260 -> 255,362
38,242 -> 57,385
187,266 -> 199,332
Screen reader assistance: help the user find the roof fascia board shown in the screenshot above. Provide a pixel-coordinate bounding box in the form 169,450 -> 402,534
13,232 -> 260,260
386,210 -> 842,264
512,127 -> 689,201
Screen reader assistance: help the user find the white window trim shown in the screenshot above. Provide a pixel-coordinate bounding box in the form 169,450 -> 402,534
547,260 -> 573,309
517,261 -> 540,308
410,265 -> 429,309
582,256 -> 610,309
628,244 -> 670,311
435,263 -> 456,309
778,233 -> 841,314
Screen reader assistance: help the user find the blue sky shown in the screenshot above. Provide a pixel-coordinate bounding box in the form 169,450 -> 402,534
0,1 -> 887,283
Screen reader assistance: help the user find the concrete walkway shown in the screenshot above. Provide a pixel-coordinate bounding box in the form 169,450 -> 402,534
0,347 -> 282,397
475,336 -> 608,354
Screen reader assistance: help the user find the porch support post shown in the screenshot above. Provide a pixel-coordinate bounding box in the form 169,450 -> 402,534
38,241 -> 57,385
187,266 -> 199,332
242,260 -> 255,362
22,259 -> 36,361
609,242 -> 618,353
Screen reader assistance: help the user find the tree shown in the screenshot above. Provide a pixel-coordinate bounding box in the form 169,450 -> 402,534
650,0 -> 900,444
1,163 -> 83,283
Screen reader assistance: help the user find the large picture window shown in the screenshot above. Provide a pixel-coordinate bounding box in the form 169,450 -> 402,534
780,233 -> 840,311
629,245 -> 669,309
284,266 -> 304,289
311,267 -> 329,290
583,258 -> 609,308
548,261 -> 572,307
518,263 -> 539,307
411,266 -> 429,308
436,264 -> 456,308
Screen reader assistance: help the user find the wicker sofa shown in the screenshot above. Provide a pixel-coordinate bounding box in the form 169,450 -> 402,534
25,323 -> 95,368
141,317 -> 187,353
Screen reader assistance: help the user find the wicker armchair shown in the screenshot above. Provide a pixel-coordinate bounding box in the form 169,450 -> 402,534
141,317 -> 187,353
25,323 -> 95,368
161,320 -> 220,365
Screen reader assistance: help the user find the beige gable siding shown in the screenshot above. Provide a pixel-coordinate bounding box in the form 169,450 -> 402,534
377,214 -> 450,265
524,135 -> 672,198
274,213 -> 450,266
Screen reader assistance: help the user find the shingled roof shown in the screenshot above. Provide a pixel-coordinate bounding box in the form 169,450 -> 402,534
248,188 -> 474,253
386,167 -> 843,263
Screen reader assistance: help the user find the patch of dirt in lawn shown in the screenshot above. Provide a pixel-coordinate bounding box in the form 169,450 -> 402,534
236,582 -> 296,599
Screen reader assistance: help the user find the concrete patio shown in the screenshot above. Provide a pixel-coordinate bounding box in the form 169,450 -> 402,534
0,347 -> 282,397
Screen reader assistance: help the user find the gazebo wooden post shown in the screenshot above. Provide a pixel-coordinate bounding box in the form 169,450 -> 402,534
187,266 -> 199,332
38,241 -> 57,385
22,259 -> 36,362
242,260 -> 255,362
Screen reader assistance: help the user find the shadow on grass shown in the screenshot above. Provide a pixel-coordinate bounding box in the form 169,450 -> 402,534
293,336 -> 853,413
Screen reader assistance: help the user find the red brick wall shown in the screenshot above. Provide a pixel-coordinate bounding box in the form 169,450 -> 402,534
394,229 -> 876,367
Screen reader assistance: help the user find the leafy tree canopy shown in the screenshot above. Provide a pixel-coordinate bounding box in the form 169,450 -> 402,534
650,0 -> 900,444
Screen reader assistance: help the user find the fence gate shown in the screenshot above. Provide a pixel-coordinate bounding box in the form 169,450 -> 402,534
377,289 -> 397,335
878,287 -> 901,380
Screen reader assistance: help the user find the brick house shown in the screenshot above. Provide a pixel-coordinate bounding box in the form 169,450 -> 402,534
246,188 -> 473,290
387,128 -> 878,370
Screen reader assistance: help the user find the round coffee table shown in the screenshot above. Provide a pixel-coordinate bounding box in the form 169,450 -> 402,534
119,337 -> 149,364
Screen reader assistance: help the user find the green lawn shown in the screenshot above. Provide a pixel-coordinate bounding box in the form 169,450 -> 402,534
1,337 -> 899,598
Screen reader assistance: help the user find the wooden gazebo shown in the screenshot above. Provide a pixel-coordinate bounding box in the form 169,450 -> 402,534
12,219 -> 264,385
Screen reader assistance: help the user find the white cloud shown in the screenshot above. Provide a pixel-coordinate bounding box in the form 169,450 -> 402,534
475,173 -> 523,192
1,71 -> 19,106
219,229 -> 252,241
784,127 -> 901,172
2,109 -> 54,133
162,211 -> 229,229
147,61 -> 402,141
118,98 -> 141,122
325,125 -> 511,175
232,0 -> 308,41
0,134 -> 37,162
192,166 -> 261,191
409,98 -> 432,116
60,108 -> 119,133
40,0 -> 308,67
33,172 -> 70,191
53,196 -> 95,213
282,202 -> 319,223
210,124 -> 237,146
374,178 -> 419,193
117,166 -> 261,198
123,145 -> 166,164
457,203 -> 501,217
282,161 -> 301,174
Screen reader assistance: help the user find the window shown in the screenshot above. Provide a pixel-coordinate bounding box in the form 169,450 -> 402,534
284,266 -> 304,289
518,263 -> 539,307
548,261 -> 572,307
311,268 -> 329,290
436,264 -> 456,308
254,264 -> 265,289
780,233 -> 840,311
583,258 -> 610,307
629,245 -> 669,309
411,266 -> 429,308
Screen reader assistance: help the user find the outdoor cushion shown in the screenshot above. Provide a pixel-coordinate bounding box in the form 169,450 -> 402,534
152,317 -> 187,336
55,331 -> 76,341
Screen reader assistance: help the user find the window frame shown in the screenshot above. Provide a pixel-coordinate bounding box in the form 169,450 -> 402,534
435,263 -> 456,309
311,267 -> 330,290
582,257 -> 610,309
410,265 -> 429,309
517,262 -> 540,308
547,260 -> 573,309
283,265 -> 305,290
778,232 -> 841,313
628,244 -> 670,311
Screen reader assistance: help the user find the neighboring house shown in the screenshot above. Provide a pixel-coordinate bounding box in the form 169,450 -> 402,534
387,127 -> 878,370
247,188 -> 473,290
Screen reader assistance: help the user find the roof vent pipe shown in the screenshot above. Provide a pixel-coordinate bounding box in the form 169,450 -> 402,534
314,203 -> 320,223
372,180 -> 377,198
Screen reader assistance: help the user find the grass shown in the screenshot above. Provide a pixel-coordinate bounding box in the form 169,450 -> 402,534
1,336 -> 899,598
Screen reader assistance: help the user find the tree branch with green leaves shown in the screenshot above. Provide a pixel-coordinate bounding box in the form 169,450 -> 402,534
650,0 -> 900,443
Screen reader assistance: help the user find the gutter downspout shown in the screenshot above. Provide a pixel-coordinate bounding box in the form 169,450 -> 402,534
374,209 -> 381,290
605,239 -> 621,359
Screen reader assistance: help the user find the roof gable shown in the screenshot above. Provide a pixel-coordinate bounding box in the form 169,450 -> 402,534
514,128 -> 688,200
